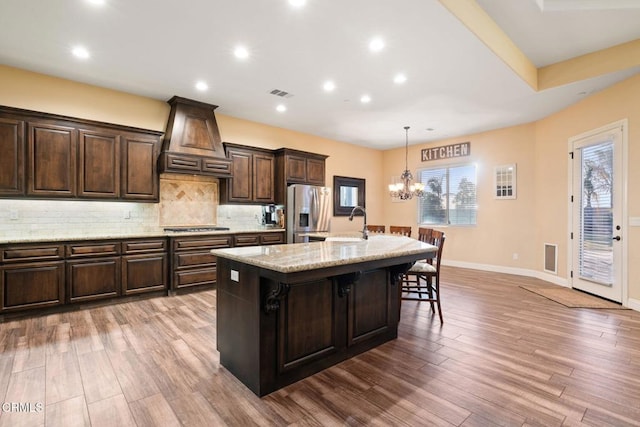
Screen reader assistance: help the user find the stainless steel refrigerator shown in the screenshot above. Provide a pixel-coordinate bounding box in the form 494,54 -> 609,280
287,184 -> 331,243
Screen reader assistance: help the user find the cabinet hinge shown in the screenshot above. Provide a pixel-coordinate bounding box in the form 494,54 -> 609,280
571,195 -> 573,203
570,232 -> 573,239
569,151 -> 574,159
570,270 -> 573,278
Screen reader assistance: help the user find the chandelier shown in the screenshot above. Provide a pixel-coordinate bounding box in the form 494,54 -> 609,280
389,126 -> 424,200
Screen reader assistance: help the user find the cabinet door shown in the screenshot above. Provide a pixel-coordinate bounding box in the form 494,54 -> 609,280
1,261 -> 65,311
121,134 -> 159,201
67,257 -> 120,302
122,253 -> 167,295
0,117 -> 25,196
285,155 -> 307,183
78,128 -> 120,198
306,158 -> 325,185
226,148 -> 252,202
253,153 -> 275,203
27,122 -> 77,197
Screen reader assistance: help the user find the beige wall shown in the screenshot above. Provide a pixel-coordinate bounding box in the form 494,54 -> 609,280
380,73 -> 640,301
382,123 -> 538,271
0,65 -> 384,233
2,64 -> 638,300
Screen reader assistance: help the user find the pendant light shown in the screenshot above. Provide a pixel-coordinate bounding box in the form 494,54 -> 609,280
389,126 -> 424,200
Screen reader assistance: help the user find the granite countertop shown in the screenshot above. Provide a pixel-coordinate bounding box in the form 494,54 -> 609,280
210,234 -> 436,273
0,227 -> 285,244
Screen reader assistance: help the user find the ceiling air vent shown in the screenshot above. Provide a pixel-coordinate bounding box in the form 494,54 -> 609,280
269,89 -> 294,98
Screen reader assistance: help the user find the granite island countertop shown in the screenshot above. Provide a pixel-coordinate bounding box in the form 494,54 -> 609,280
210,234 -> 436,273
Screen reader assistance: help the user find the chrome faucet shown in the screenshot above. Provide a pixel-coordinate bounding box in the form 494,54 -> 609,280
348,206 -> 367,240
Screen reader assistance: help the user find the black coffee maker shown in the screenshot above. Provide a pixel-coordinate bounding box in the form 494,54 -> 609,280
262,204 -> 284,228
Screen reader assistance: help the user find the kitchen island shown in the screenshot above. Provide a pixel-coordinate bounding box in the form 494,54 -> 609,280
211,234 -> 436,396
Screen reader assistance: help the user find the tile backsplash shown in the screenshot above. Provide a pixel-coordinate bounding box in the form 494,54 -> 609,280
0,174 -> 272,240
0,199 -> 160,239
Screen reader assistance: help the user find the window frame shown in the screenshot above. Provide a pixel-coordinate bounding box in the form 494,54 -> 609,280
416,162 -> 478,227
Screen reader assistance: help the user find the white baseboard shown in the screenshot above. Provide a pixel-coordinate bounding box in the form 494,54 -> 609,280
442,260 -> 640,312
442,260 -> 568,287
627,298 -> 640,312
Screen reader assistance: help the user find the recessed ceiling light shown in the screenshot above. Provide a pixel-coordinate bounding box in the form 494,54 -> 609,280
72,46 -> 90,59
426,128 -> 435,132
360,95 -> 371,103
86,0 -> 106,5
288,0 -> 306,8
393,73 -> 407,84
323,81 -> 335,92
276,104 -> 287,112
234,45 -> 249,60
195,81 -> 208,91
368,37 -> 385,52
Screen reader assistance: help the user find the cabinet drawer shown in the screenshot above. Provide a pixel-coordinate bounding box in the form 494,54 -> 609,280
202,158 -> 232,176
261,233 -> 285,245
66,242 -> 121,258
165,153 -> 201,172
122,239 -> 166,254
2,244 -> 64,262
234,234 -> 260,247
174,251 -> 217,269
174,268 -> 216,289
172,236 -> 232,251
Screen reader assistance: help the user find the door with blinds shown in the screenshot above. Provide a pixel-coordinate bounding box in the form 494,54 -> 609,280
570,122 -> 624,302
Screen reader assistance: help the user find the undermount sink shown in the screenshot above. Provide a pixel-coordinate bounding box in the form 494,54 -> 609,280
325,237 -> 364,242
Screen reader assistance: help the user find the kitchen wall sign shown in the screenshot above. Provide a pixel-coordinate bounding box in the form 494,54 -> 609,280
421,142 -> 470,162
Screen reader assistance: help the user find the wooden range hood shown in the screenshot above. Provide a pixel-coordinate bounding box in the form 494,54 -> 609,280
158,96 -> 232,177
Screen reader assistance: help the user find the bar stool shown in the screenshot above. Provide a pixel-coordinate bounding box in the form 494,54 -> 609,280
402,229 -> 445,323
389,226 -> 412,237
366,225 -> 385,234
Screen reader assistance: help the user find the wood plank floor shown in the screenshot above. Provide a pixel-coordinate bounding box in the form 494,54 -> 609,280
1,266 -> 640,426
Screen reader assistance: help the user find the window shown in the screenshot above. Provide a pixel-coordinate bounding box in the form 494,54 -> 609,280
495,164 -> 516,199
418,164 -> 477,225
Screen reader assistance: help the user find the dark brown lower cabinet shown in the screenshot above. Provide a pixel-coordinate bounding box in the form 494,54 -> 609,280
169,235 -> 232,291
1,261 -> 65,311
122,253 -> 167,295
67,257 -> 121,302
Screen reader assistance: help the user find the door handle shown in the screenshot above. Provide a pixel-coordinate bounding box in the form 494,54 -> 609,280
612,236 -> 621,241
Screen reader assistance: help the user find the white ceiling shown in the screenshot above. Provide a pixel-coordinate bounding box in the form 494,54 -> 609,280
0,0 -> 639,149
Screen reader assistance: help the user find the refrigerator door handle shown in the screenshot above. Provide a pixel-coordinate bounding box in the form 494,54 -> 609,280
310,187 -> 319,229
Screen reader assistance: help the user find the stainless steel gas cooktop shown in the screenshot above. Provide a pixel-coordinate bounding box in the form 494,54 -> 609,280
163,226 -> 230,232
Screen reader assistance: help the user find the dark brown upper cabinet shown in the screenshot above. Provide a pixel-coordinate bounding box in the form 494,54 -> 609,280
121,133 -> 159,201
274,148 -> 328,204
27,121 -> 77,197
78,128 -> 120,198
0,105 -> 162,202
220,143 -> 274,204
0,116 -> 25,196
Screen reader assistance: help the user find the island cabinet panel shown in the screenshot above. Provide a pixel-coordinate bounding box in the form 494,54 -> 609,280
0,116 -> 25,196
278,278 -> 341,372
1,261 -> 65,311
348,269 -> 391,345
216,255 -> 403,396
27,122 -> 77,197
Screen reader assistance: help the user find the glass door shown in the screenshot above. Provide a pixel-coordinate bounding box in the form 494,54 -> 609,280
570,124 -> 623,302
